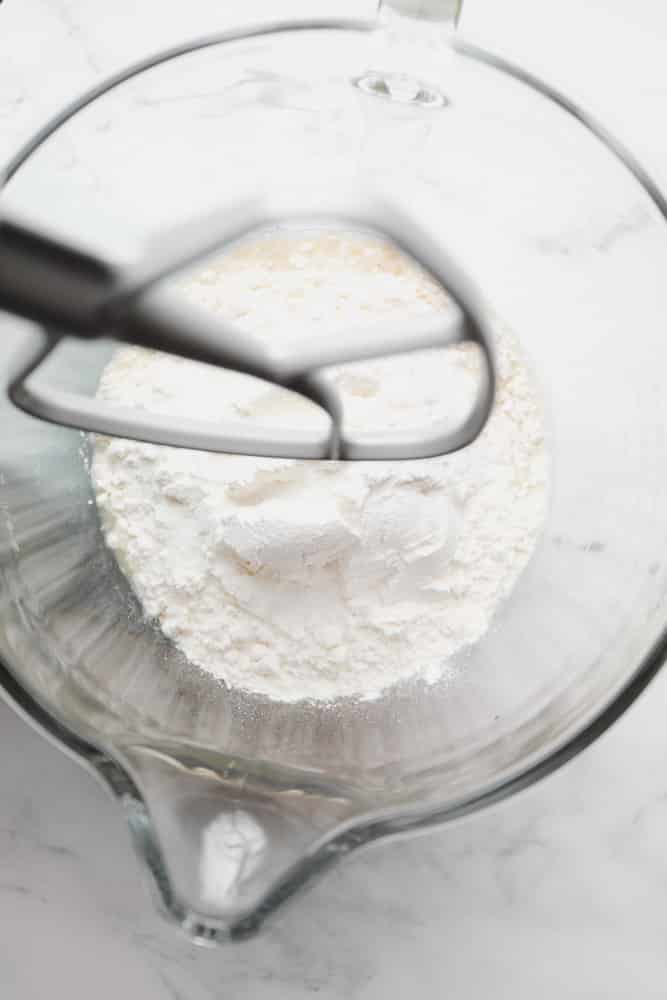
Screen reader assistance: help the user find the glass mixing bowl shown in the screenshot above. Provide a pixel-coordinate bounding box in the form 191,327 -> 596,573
1,15 -> 667,943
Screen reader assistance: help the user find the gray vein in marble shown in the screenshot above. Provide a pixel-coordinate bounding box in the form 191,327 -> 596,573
0,823 -> 79,861
0,881 -> 49,904
156,971 -> 189,1000
532,205 -> 654,257
46,0 -> 103,76
594,205 -> 656,252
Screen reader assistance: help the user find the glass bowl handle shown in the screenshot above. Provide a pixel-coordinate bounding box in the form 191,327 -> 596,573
379,0 -> 463,24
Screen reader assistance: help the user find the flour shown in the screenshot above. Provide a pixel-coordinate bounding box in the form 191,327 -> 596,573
92,232 -> 548,702
200,810 -> 266,909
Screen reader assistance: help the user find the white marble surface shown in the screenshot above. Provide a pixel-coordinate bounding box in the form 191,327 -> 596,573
2,0 -> 667,997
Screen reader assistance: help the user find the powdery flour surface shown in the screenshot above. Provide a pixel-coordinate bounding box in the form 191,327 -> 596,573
92,233 -> 548,702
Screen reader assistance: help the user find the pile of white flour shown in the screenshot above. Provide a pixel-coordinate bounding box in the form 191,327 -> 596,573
92,233 -> 548,702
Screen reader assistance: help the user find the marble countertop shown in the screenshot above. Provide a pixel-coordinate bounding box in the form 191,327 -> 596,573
2,1 -> 667,997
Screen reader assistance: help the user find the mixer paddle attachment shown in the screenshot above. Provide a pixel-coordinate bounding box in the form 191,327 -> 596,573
0,189 -> 495,460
